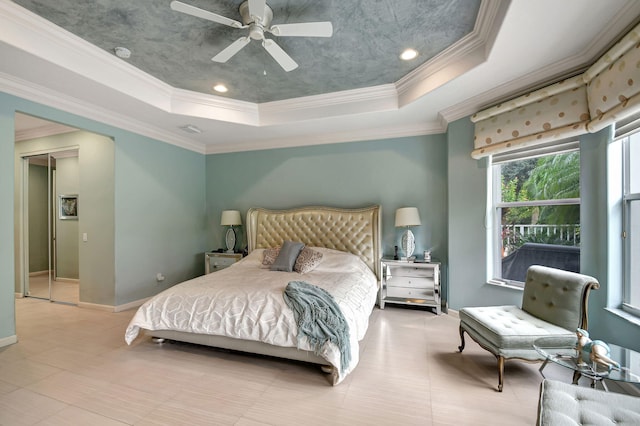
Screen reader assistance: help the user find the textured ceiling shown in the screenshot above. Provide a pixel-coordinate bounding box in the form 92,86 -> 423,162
12,0 -> 481,103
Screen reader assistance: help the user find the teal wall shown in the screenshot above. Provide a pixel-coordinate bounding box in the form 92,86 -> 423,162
1,91 -> 206,345
0,101 -> 16,343
1,90 -> 638,353
114,131 -> 206,305
205,136 -> 448,263
55,156 -> 80,279
447,117 -> 523,309
579,129 -> 640,351
446,117 -> 639,351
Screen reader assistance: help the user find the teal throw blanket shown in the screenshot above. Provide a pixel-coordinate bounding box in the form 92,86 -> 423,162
283,281 -> 351,373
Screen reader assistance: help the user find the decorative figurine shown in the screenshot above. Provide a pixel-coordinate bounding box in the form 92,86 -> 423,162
393,245 -> 399,260
576,328 -> 620,370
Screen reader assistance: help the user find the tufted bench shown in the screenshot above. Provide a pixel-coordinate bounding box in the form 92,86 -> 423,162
459,305 -> 577,356
537,379 -> 640,425
458,265 -> 599,391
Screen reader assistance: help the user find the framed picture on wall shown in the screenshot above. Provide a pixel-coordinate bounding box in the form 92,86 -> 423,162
59,194 -> 78,220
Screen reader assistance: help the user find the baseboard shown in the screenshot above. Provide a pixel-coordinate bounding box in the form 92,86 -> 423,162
15,292 -> 24,298
55,277 -> 79,284
77,297 -> 149,313
448,308 -> 459,318
114,297 -> 150,312
29,270 -> 50,277
0,335 -> 17,348
77,301 -> 115,312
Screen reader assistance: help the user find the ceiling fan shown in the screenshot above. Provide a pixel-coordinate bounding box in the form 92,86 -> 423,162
170,0 -> 333,72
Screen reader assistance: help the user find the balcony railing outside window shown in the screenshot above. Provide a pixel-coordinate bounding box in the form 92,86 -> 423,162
502,224 -> 580,257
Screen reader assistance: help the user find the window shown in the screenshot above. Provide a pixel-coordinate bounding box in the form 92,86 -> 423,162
623,133 -> 640,317
490,150 -> 581,287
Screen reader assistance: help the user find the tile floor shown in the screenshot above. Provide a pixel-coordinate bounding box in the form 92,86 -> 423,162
1,299 -> 577,425
25,275 -> 79,305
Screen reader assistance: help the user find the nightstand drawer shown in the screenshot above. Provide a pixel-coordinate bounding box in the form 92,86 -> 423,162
211,256 -> 237,269
387,266 -> 434,278
205,252 -> 243,274
387,286 -> 435,299
386,276 -> 431,289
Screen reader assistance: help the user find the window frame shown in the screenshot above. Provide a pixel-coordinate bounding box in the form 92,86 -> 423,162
622,135 -> 640,317
489,149 -> 581,288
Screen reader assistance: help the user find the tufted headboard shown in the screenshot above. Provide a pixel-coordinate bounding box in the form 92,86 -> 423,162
246,205 -> 381,278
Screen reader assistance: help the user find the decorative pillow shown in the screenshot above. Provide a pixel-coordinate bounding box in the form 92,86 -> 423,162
262,246 -> 281,266
270,241 -> 305,272
294,247 -> 324,273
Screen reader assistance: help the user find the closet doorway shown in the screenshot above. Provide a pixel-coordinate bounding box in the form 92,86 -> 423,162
23,149 -> 80,305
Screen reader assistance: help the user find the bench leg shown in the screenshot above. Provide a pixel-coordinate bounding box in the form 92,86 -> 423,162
458,324 -> 466,352
497,355 -> 504,392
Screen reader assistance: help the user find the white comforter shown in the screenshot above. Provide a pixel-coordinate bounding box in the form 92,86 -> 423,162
124,248 -> 378,384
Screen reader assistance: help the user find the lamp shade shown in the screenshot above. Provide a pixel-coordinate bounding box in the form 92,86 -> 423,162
395,207 -> 421,227
220,210 -> 242,226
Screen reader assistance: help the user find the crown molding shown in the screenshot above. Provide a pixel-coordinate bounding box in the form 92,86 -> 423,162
439,0 -> 640,127
0,71 -> 205,154
6,0 -> 635,155
0,1 -> 173,109
395,0 -> 510,107
258,84 -> 399,126
170,88 -> 259,126
205,121 -> 445,155
0,0 -> 502,130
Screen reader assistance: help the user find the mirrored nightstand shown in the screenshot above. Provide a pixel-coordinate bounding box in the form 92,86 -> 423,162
205,252 -> 243,274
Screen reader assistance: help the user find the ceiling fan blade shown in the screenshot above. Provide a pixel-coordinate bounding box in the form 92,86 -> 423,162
248,0 -> 267,23
170,1 -> 244,29
262,39 -> 298,72
269,22 -> 333,37
212,37 -> 251,63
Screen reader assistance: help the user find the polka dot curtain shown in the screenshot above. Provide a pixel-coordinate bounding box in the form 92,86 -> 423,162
471,22 -> 640,159
586,26 -> 640,133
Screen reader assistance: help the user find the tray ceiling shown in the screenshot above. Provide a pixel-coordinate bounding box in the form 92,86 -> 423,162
15,0 -> 481,103
3,1 -> 640,153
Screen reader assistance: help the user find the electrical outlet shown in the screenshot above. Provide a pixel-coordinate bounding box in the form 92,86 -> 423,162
156,273 -> 165,282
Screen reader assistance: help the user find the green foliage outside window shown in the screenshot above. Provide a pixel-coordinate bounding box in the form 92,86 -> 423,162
500,152 -> 580,252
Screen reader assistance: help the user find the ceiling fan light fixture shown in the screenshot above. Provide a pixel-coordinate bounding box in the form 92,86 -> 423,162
213,84 -> 229,93
400,48 -> 418,61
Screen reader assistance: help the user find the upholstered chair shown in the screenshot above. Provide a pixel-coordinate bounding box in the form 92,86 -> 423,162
458,265 -> 599,392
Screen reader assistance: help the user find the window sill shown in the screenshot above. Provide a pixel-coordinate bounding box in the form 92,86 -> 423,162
486,280 -> 524,291
605,307 -> 640,328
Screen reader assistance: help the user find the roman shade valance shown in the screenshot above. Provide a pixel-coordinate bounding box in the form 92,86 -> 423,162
471,22 -> 640,159
585,25 -> 640,134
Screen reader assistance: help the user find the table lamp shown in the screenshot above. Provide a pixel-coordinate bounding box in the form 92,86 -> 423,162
395,207 -> 421,261
221,210 -> 242,253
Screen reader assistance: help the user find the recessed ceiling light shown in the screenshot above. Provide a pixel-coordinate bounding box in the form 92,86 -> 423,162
213,84 -> 228,93
400,48 -> 418,61
114,46 -> 131,59
179,124 -> 202,134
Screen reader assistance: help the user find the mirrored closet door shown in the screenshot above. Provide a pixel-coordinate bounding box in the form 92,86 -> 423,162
24,149 -> 79,304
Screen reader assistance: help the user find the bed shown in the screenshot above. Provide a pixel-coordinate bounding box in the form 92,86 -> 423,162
124,205 -> 381,385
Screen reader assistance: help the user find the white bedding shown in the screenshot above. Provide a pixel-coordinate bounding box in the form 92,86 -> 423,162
124,248 -> 378,384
